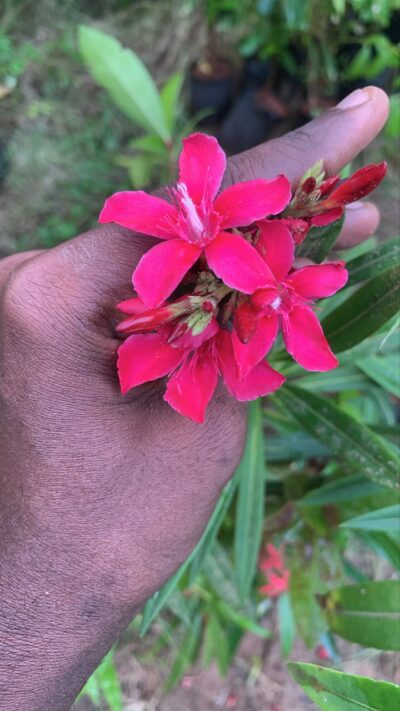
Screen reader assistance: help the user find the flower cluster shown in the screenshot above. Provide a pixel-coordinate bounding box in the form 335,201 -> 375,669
259,543 -> 290,598
99,133 -> 386,422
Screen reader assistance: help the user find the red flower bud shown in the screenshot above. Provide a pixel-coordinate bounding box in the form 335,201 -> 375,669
323,162 -> 387,208
233,301 -> 259,343
301,176 -> 317,194
318,174 -> 340,197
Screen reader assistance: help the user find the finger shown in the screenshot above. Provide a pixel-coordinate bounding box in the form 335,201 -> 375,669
336,201 -> 380,249
0,250 -> 43,291
224,86 -> 389,188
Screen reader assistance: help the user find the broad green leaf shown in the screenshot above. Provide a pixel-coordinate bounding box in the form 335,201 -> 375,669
288,662 -> 400,711
78,26 -> 170,141
189,476 -> 238,584
129,133 -> 166,155
164,615 -> 202,691
276,385 -> 400,490
296,215 -> 345,262
346,236 -> 400,285
160,72 -> 184,132
339,322 -> 400,363
321,581 -> 400,650
323,266 -> 400,353
140,477 -> 238,634
357,354 -> 400,398
277,592 -> 296,658
234,400 -> 266,601
340,504 -> 400,532
299,474 -> 385,507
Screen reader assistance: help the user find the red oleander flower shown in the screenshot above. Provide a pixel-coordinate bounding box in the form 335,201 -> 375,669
231,221 -> 348,374
99,133 -> 291,307
117,299 -> 285,423
259,543 -> 290,598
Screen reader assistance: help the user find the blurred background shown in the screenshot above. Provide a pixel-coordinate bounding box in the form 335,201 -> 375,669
1,2 -> 399,710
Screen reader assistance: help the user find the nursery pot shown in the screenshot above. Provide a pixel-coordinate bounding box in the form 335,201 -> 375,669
189,58 -> 236,125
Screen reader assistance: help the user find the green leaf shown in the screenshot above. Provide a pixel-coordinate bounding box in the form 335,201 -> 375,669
357,354 -> 400,398
341,504 -> 400,532
80,651 -> 123,711
216,599 -> 270,638
346,236 -> 400,286
289,549 -> 326,648
299,474 -> 385,507
288,662 -> 400,711
164,615 -> 202,691
202,613 -> 231,675
296,216 -> 345,262
277,592 -> 296,658
358,531 -> 400,570
234,400 -> 266,601
189,476 -> 238,584
160,72 -> 183,132
78,26 -> 170,141
323,266 -> 400,353
321,581 -> 400,651
276,385 -> 400,490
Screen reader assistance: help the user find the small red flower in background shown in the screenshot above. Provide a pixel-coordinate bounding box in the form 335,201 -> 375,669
259,543 -> 290,598
232,221 -> 348,374
315,644 -> 331,661
99,133 -> 291,307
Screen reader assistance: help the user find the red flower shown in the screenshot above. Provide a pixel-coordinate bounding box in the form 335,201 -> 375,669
259,543 -> 290,598
117,315 -> 285,423
231,221 -> 348,375
99,133 -> 291,307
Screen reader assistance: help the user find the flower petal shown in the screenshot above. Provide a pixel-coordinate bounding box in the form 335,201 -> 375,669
164,351 -> 219,423
233,314 -> 279,379
117,334 -> 182,394
217,330 -> 285,400
178,133 -> 226,204
215,175 -> 291,229
205,232 -> 275,294
117,297 -> 148,315
311,207 -> 343,226
133,239 -> 201,308
256,220 -> 295,280
282,306 -> 338,371
99,191 -> 178,240
286,262 -> 348,299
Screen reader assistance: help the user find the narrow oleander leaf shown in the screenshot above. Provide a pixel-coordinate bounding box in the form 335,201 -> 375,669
164,615 -> 202,691
79,26 -> 170,141
358,531 -> 400,570
276,385 -> 400,490
216,599 -> 270,638
277,592 -> 296,658
202,613 -> 231,675
346,236 -> 400,285
321,581 -> 400,651
289,550 -> 326,648
288,662 -> 400,710
299,474 -> 386,507
357,354 -> 400,398
297,215 -> 345,262
234,400 -> 266,601
323,265 -> 400,353
340,504 -> 400,532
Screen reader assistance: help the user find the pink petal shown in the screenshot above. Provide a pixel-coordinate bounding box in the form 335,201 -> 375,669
256,220 -> 295,280
99,191 -> 178,240
178,133 -> 226,204
117,334 -> 182,394
233,314 -> 279,379
205,232 -> 275,294
117,297 -> 148,314
215,175 -> 291,229
133,239 -> 201,308
286,262 -> 348,299
217,331 -> 285,400
164,351 -> 219,423
310,207 -> 343,226
282,306 -> 338,371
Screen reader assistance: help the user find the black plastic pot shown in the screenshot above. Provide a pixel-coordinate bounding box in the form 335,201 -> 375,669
217,87 -> 286,154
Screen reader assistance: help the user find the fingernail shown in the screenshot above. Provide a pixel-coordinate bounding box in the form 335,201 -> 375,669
346,200 -> 374,210
336,88 -> 371,110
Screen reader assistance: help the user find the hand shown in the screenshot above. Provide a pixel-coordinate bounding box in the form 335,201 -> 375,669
0,86 -> 389,710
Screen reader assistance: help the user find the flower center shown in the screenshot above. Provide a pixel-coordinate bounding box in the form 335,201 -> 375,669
175,183 -> 205,243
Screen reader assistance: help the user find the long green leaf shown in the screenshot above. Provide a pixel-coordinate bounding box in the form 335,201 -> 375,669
79,26 -> 170,141
340,504 -> 400,532
276,385 -> 400,490
277,592 -> 296,658
357,354 -> 400,398
160,72 -> 183,133
288,662 -> 400,711
164,615 -> 202,691
321,581 -> 400,650
299,474 -> 385,507
346,236 -> 400,285
296,216 -> 345,262
234,400 -> 266,601
323,265 -> 400,353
